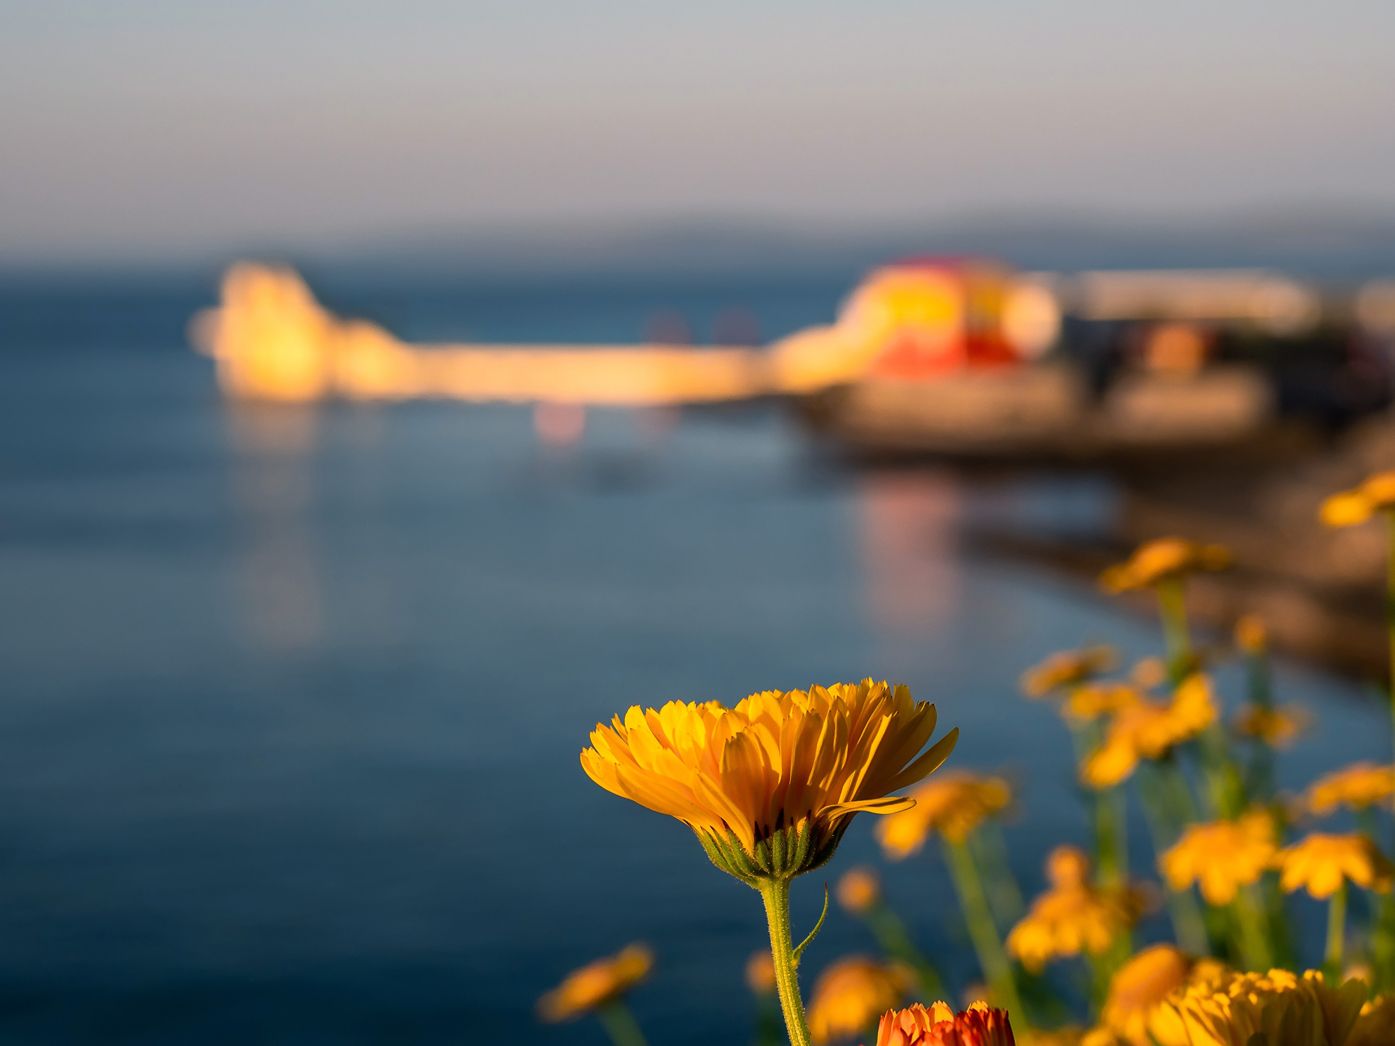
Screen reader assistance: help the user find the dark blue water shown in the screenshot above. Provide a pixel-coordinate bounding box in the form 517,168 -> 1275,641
0,273 -> 1385,1044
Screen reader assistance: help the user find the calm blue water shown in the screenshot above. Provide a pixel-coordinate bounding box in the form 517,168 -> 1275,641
0,272 -> 1386,1044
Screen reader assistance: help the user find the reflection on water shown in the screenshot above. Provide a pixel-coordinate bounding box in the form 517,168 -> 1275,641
225,405 -> 324,653
856,470 -> 964,654
0,277 -> 1388,1045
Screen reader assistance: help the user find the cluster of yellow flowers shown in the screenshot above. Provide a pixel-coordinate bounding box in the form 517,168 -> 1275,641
545,469 -> 1395,1046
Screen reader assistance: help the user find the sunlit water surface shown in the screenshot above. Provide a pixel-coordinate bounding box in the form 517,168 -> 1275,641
0,275 -> 1385,1043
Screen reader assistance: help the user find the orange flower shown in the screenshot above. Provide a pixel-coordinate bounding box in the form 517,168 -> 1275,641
806,957 -> 909,1044
537,944 -> 653,1022
1277,832 -> 1395,899
1321,471 -> 1395,528
1151,968 -> 1367,1046
1305,763 -> 1395,816
877,771 -> 1013,857
1063,683 -> 1144,724
1021,646 -> 1117,698
746,950 -> 776,995
837,867 -> 882,914
1099,945 -> 1230,1046
1081,675 -> 1216,790
1100,538 -> 1230,594
1007,847 -> 1145,970
1160,811 -> 1278,905
1232,704 -> 1308,748
581,679 -> 957,884
875,1001 -> 1016,1046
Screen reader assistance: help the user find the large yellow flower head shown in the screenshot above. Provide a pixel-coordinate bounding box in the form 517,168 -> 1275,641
1021,646 -> 1117,698
1100,538 -> 1230,594
581,679 -> 958,885
1350,994 -> 1395,1046
1277,832 -> 1395,899
1081,675 -> 1217,790
876,770 -> 1013,858
1305,763 -> 1395,816
1150,968 -> 1368,1046
1100,945 -> 1229,1046
806,956 -> 910,1044
1321,471 -> 1395,528
1006,847 -> 1145,971
1161,810 -> 1278,905
875,1001 -> 1016,1046
537,943 -> 653,1023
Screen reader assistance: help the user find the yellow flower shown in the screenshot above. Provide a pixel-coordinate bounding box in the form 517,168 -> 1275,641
1277,832 -> 1395,899
876,771 -> 1013,858
1099,945 -> 1231,1046
807,957 -> 909,1044
1100,538 -> 1230,594
1081,675 -> 1217,790
537,943 -> 653,1022
746,950 -> 776,995
1022,646 -> 1117,698
1130,657 -> 1169,691
1233,704 -> 1308,748
1233,614 -> 1268,655
875,1001 -> 1015,1046
1306,763 -> 1395,816
581,679 -> 958,884
1006,847 -> 1144,970
837,866 -> 882,914
1351,994 -> 1395,1046
1151,968 -> 1368,1046
1063,683 -> 1144,724
1321,471 -> 1395,528
1161,811 -> 1278,905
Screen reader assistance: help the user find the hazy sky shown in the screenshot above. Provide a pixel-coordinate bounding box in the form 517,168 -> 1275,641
3,0 -> 1394,262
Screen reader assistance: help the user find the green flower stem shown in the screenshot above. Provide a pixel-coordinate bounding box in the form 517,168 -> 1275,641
865,903 -> 947,1001
1093,786 -> 1127,888
1232,885 -> 1274,971
973,825 -> 1027,927
1156,579 -> 1192,684
1139,769 -> 1209,955
1326,884 -> 1348,977
597,1001 -> 649,1046
757,878 -> 813,1046
944,839 -> 1029,1030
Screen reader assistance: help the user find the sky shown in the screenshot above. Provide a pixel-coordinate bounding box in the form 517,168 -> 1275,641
3,0 -> 1394,263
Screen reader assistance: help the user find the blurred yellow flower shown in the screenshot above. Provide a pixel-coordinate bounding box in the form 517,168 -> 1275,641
1161,811 -> 1278,905
1151,968 -> 1367,1046
874,1001 -> 1015,1046
876,771 -> 1013,858
807,957 -> 909,1044
1321,471 -> 1395,528
1100,945 -> 1229,1046
836,866 -> 882,914
537,943 -> 653,1023
1063,683 -> 1144,724
1100,538 -> 1230,594
1306,763 -> 1395,816
1007,846 -> 1144,971
1232,704 -> 1308,748
1022,646 -> 1117,698
1233,614 -> 1268,655
1081,675 -> 1217,790
1351,994 -> 1395,1046
581,679 -> 958,884
1130,657 -> 1169,691
746,950 -> 776,995
1277,832 -> 1395,899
